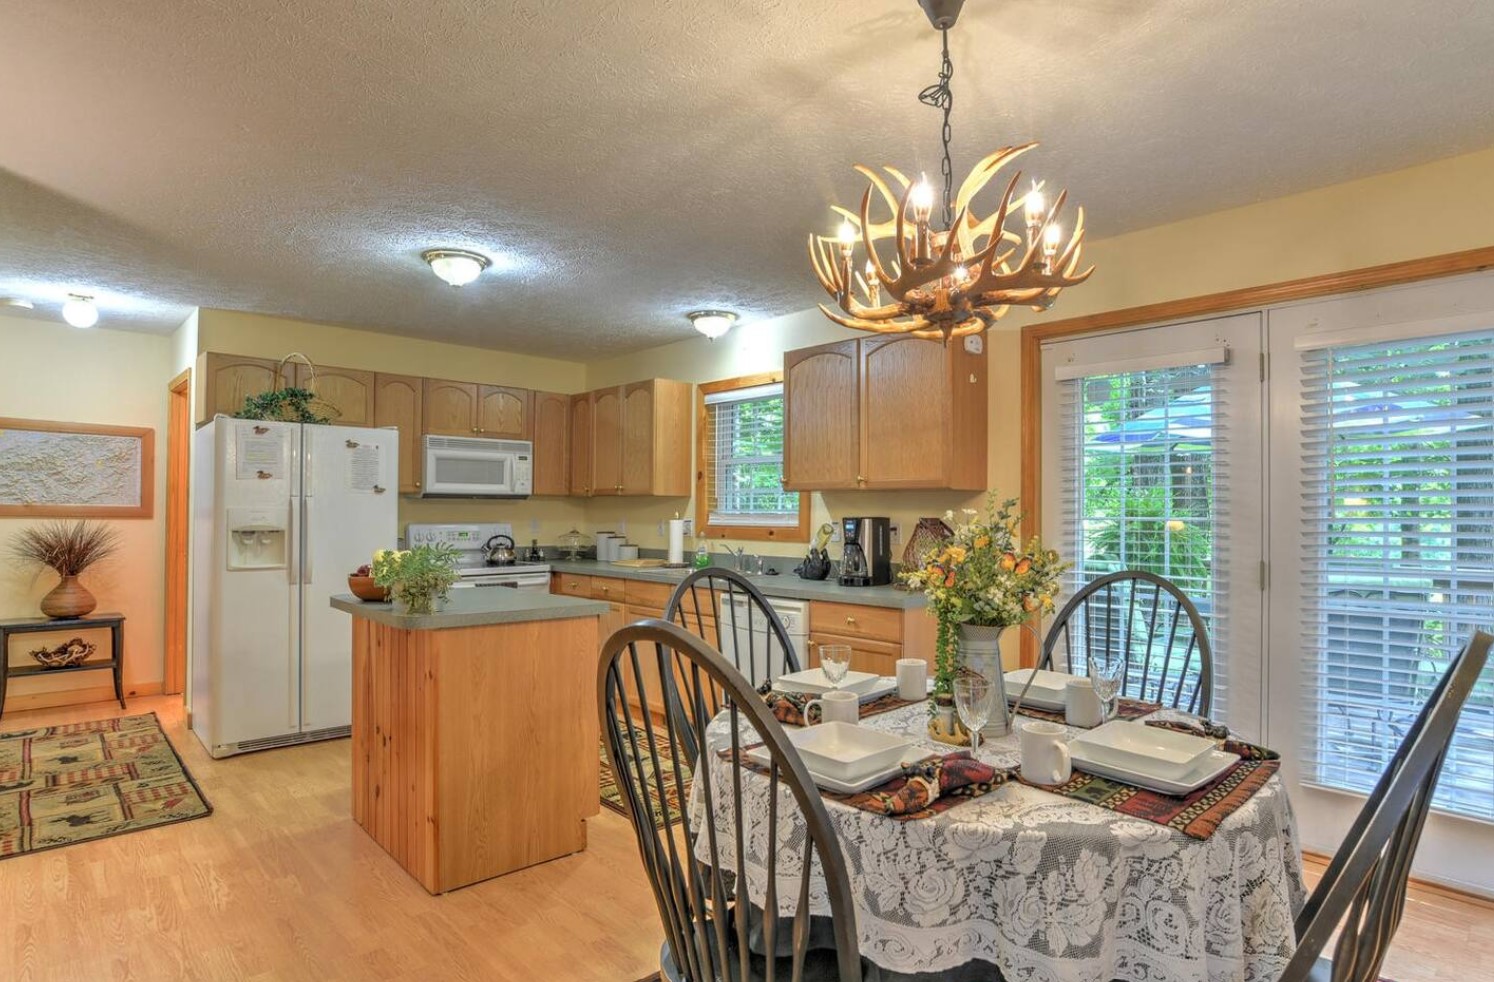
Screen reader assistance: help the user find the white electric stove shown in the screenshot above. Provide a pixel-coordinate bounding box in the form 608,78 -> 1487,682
406,523 -> 551,591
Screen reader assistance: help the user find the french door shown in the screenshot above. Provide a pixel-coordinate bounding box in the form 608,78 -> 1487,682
1041,312 -> 1267,738
1267,271 -> 1494,895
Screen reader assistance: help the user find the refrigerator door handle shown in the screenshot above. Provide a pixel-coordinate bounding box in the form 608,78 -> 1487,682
302,496 -> 313,584
287,498 -> 299,585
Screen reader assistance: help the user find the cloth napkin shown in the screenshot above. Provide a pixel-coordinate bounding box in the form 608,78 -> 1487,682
835,752 -> 1012,820
756,682 -> 918,727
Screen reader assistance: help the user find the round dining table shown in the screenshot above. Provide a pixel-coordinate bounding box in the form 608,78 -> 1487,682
695,701 -> 1306,982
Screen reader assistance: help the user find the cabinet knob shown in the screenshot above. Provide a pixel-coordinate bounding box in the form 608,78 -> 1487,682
856,475 -> 865,485
415,481 -> 421,488
845,615 -> 857,626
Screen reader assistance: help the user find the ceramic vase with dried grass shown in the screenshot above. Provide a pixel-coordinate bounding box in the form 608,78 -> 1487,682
10,520 -> 121,619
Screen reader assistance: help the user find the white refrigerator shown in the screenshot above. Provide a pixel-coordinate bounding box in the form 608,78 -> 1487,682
191,415 -> 397,758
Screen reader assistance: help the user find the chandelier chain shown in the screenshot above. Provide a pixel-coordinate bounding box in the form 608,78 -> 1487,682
918,28 -> 955,228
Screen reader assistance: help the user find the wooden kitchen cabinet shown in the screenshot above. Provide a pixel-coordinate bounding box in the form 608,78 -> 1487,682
194,353 -> 289,424
591,387 -> 624,495
805,599 -> 937,679
422,379 -> 481,436
531,391 -> 570,496
477,385 -> 531,439
373,373 -> 424,493
783,336 -> 986,491
294,363 -> 374,427
569,392 -> 594,496
783,340 -> 860,489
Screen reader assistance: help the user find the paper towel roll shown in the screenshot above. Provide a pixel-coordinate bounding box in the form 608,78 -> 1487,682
667,519 -> 687,565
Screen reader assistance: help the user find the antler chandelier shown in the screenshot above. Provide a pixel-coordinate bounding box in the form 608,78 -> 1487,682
809,0 -> 1094,342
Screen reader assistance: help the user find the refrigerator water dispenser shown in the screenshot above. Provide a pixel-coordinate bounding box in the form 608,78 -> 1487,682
226,507 -> 288,570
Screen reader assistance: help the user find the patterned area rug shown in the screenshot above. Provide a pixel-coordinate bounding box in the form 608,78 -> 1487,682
0,713 -> 211,859
599,727 -> 689,830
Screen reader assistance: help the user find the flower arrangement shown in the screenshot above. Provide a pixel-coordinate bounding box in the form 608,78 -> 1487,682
10,519 -> 122,618
900,495 -> 1069,703
371,545 -> 459,615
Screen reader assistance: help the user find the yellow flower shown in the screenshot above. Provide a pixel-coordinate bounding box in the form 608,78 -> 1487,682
974,535 -> 990,550
946,545 -> 967,563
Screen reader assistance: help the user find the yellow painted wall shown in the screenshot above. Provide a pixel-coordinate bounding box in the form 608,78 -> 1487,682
583,145 -> 1494,560
0,315 -> 171,697
194,309 -> 592,542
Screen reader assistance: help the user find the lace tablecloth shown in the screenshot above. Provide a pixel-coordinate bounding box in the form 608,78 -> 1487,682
693,703 -> 1305,982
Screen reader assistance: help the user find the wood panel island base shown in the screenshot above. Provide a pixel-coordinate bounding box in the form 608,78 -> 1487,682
332,590 -> 609,894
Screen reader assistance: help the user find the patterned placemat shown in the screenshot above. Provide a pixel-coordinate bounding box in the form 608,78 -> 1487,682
0,713 -> 212,859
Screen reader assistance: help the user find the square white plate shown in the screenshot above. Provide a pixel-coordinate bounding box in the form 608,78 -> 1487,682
746,744 -> 908,794
775,668 -> 882,696
772,721 -> 913,782
1004,668 -> 1073,711
1070,745 -> 1240,795
1068,721 -> 1216,781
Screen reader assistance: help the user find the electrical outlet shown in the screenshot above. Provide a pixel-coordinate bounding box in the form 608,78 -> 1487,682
529,519 -> 540,535
682,519 -> 693,536
657,521 -> 665,537
618,519 -> 627,536
830,525 -> 842,543
890,523 -> 901,546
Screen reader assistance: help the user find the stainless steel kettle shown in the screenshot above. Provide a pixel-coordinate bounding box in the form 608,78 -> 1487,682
483,534 -> 517,566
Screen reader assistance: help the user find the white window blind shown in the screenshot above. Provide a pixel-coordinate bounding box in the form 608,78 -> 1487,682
703,382 -> 798,527
1055,360 -> 1234,718
1299,330 -> 1494,820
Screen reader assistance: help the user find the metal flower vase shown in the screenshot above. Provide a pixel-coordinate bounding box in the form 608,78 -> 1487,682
959,623 -> 1013,738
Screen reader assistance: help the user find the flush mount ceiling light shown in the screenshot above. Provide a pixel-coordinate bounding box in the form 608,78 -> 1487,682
1,297 -> 35,310
421,248 -> 491,287
61,294 -> 99,328
808,0 -> 1094,342
687,309 -> 738,340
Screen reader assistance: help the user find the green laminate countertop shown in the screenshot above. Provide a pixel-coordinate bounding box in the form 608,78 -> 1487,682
545,559 -> 928,610
331,588 -> 609,630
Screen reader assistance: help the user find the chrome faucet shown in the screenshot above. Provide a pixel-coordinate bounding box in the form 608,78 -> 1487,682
717,544 -> 751,573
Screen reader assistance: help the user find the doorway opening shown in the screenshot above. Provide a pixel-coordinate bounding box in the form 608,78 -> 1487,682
165,368 -> 191,697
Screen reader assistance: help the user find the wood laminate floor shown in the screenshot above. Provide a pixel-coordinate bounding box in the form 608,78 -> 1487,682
0,695 -> 1488,981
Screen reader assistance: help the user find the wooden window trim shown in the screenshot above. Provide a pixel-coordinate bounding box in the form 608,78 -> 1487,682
1016,243 -> 1494,666
695,371 -> 810,543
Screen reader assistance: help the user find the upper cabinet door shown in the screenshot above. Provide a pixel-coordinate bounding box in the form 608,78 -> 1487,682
591,386 -> 624,495
569,392 -> 594,496
199,353 -> 288,423
859,337 -> 949,488
373,373 -> 424,493
783,340 -> 860,489
294,363 -> 374,427
620,381 -> 655,495
477,385 -> 531,439
530,391 -> 569,496
422,379 -> 479,436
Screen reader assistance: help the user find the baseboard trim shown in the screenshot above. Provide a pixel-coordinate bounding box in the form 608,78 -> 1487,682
1302,849 -> 1494,908
2,680 -> 165,715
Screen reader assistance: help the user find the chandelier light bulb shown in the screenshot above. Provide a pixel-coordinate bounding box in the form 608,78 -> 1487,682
61,294 -> 99,328
910,177 -> 935,221
1024,182 -> 1046,224
687,309 -> 738,341
836,219 -> 858,258
952,265 -> 970,284
421,248 -> 491,287
1044,222 -> 1063,248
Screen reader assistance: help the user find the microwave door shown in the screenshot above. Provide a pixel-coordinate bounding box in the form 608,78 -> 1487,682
426,448 -> 515,496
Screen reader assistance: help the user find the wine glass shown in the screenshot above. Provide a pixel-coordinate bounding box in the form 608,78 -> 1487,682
820,644 -> 852,687
953,676 -> 995,755
1087,647 -> 1125,722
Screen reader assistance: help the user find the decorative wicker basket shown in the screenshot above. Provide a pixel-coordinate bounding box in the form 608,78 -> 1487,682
30,637 -> 95,669
901,516 -> 953,573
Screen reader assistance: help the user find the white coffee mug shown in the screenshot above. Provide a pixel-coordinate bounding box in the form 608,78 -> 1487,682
895,658 -> 928,701
1064,677 -> 1104,728
1019,720 -> 1072,785
806,689 -> 859,725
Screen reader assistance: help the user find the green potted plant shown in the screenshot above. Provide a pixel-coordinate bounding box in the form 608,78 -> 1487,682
371,545 -> 459,615
10,519 -> 122,619
900,495 -> 1069,743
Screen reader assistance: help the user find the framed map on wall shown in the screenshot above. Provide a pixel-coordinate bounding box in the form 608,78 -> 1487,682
0,417 -> 155,518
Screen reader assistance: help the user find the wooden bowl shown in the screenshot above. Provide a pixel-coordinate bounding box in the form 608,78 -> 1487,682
347,575 -> 390,602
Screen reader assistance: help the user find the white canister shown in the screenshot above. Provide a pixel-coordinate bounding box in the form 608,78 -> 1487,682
617,543 -> 640,561
1064,677 -> 1105,728
594,532 -> 616,561
1019,720 -> 1072,785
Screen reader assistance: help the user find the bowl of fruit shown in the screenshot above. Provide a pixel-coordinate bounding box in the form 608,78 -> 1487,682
347,564 -> 390,602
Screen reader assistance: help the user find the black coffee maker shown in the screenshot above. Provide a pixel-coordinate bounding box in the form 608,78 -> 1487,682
838,517 -> 892,587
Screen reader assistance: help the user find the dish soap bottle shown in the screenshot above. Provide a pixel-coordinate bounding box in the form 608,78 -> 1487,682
693,538 -> 710,569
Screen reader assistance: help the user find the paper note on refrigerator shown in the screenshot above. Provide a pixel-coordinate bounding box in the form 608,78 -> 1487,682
348,443 -> 382,492
236,426 -> 285,480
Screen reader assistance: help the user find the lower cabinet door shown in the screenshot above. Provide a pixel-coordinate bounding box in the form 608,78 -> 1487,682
806,631 -> 903,678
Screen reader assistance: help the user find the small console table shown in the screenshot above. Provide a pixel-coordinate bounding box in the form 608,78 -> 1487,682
0,613 -> 126,720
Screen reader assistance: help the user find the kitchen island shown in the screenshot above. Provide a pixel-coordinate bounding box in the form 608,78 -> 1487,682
331,588 -> 608,894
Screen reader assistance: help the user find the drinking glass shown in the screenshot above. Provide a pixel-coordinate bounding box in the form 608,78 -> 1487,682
953,676 -> 995,755
1087,648 -> 1125,721
820,644 -> 852,687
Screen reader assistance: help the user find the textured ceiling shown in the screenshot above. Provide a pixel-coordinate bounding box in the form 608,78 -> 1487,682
2,1 -> 1493,356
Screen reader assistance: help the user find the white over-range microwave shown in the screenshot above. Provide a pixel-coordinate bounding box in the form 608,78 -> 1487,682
421,435 -> 533,498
